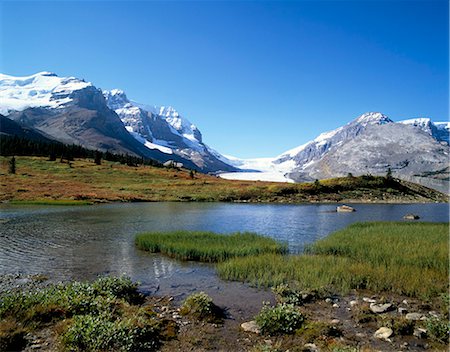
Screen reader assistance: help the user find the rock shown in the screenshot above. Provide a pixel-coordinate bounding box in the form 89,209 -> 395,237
363,297 -> 377,303
370,302 -> 393,313
241,321 -> 260,334
332,303 -> 340,308
374,327 -> 393,340
303,343 -> 318,352
398,307 -> 408,315
337,204 -> 356,212
402,299 -> 408,305
349,300 -> 358,307
428,311 -> 440,318
406,312 -> 423,320
330,319 -> 340,325
403,213 -> 420,220
400,342 -> 409,349
325,298 -> 333,303
413,328 -> 427,339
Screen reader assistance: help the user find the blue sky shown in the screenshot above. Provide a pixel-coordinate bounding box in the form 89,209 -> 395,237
1,0 -> 448,158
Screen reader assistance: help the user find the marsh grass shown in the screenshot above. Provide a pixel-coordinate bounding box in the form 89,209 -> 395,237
217,222 -> 449,298
135,231 -> 287,262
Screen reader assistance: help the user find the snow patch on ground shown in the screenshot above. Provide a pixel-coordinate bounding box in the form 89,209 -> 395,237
218,156 -> 295,183
125,126 -> 173,154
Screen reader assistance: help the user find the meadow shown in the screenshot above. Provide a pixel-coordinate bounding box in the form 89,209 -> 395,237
0,156 -> 446,204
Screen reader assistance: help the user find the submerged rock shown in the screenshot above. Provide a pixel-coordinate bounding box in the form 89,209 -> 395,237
337,205 -> 356,212
403,213 -> 420,220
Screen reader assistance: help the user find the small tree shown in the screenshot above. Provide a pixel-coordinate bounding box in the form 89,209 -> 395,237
8,156 -> 16,174
386,167 -> 393,180
48,151 -> 56,161
94,151 -> 102,165
189,170 -> 195,179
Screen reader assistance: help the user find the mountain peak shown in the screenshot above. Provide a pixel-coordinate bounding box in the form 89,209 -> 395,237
353,112 -> 392,125
103,89 -> 131,110
35,71 -> 58,77
0,71 -> 91,115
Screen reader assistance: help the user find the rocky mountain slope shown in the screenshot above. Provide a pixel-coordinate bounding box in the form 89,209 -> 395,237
102,89 -> 236,172
1,72 -> 447,193
0,72 -> 230,171
221,113 -> 449,193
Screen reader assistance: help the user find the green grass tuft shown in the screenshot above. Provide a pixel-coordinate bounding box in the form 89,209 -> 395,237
217,222 -> 449,298
135,231 -> 287,262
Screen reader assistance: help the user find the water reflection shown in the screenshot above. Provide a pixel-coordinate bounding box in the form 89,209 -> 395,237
0,202 -> 448,292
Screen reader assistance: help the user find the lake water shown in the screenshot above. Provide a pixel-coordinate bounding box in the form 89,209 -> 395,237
0,202 -> 448,299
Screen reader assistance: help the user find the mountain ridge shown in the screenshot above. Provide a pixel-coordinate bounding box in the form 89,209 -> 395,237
1,71 -> 448,192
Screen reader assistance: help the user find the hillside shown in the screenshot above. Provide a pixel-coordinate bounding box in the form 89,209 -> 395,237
0,156 -> 447,204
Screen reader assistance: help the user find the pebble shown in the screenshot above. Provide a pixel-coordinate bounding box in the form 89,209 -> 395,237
325,298 -> 333,303
332,303 -> 340,308
400,342 -> 409,349
428,311 -> 440,318
398,307 -> 408,315
370,302 -> 393,313
406,312 -> 423,321
374,327 -> 393,340
349,300 -> 358,307
241,321 -> 260,334
363,297 -> 377,303
413,328 -> 427,339
303,343 -> 318,352
330,319 -> 340,324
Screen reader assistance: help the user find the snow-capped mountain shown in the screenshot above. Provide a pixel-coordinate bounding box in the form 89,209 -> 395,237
102,89 -> 236,172
220,112 -> 449,193
0,72 -> 198,168
1,72 -> 448,192
0,72 -> 91,115
399,118 -> 449,144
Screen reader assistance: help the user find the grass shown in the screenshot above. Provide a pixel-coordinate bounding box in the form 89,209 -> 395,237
0,156 -> 447,204
9,199 -> 93,206
217,222 -> 449,298
135,231 -> 287,262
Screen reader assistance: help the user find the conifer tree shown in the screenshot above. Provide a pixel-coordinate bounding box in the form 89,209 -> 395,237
8,156 -> 16,174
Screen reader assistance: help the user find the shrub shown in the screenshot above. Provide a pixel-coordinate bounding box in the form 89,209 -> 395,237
426,317 -> 450,344
180,292 -> 223,322
62,312 -> 160,351
255,303 -> 304,335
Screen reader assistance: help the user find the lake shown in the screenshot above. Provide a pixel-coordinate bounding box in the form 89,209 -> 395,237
0,202 -> 448,300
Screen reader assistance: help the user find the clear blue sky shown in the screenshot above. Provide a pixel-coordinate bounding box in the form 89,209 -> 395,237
1,0 -> 448,158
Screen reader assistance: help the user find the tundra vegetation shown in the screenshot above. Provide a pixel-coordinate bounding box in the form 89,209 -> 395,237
1,156 -> 447,204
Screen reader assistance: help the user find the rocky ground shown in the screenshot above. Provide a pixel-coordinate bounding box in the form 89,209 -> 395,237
0,274 -> 447,351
